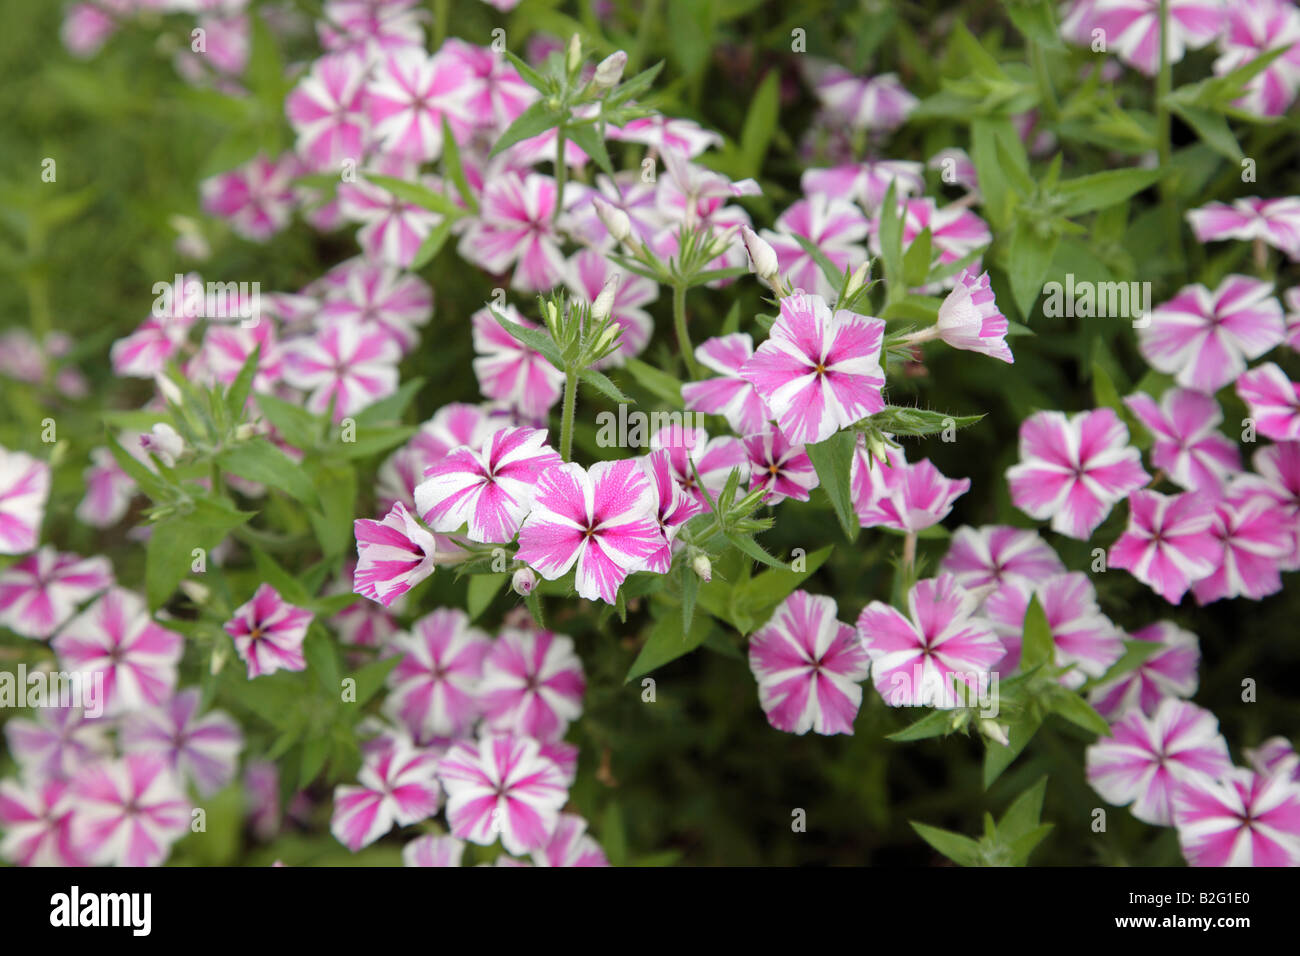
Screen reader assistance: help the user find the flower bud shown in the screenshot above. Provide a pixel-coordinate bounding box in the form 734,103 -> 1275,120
140,422 -> 184,467
740,226 -> 779,282
512,566 -> 538,596
592,195 -> 632,244
591,273 -> 620,322
566,34 -> 582,75
844,260 -> 871,299
979,718 -> 1010,747
691,552 -> 712,583
593,50 -> 627,89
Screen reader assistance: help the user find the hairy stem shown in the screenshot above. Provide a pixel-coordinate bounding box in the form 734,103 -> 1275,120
672,282 -> 701,379
559,368 -> 578,462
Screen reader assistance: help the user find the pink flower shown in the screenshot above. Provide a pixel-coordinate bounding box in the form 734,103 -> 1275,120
1237,362 -> 1300,441
934,268 -> 1013,363
459,172 -> 567,292
1175,767 -> 1300,866
403,833 -> 466,867
857,575 -> 1003,708
479,626 -> 585,741
200,152 -> 299,242
872,199 -> 991,290
52,589 -> 182,716
649,424 -> 747,511
77,447 -> 137,530
1109,490 -> 1219,603
120,689 -> 243,797
681,333 -> 770,436
609,114 -> 723,158
1124,388 -> 1241,496
365,47 -> 472,161
317,260 -> 433,353
1086,699 -> 1232,826
1247,738 -> 1300,782
331,741 -> 441,851
282,322 -> 401,422
1187,197 -> 1300,260
516,459 -> 662,604
0,448 -> 50,554
639,448 -> 702,574
1232,441 -> 1300,568
337,166 -> 445,269
0,548 -> 113,640
223,583 -> 315,679
748,590 -> 869,735
0,778 -> 81,867
568,172 -> 664,248
61,2 -> 121,59
853,452 -> 970,533
1191,491 -> 1292,604
1213,0 -> 1300,117
71,754 -> 191,867
191,321 -> 283,395
377,402 -> 498,511
739,292 -> 886,446
1140,275 -> 1284,393
385,608 -> 491,741
1089,621 -> 1200,720
318,0 -> 426,58
471,305 -> 564,420
111,274 -> 202,378
285,51 -> 369,171
532,813 -> 609,867
437,732 -> 569,854
3,707 -> 111,784
939,525 -> 1064,594
1006,408 -> 1149,540
1075,0 -> 1224,75
812,66 -> 918,131
442,39 -> 537,133
801,160 -> 924,213
353,502 -> 438,607
745,426 -> 818,505
415,426 -> 560,544
762,196 -> 869,300
984,572 -> 1124,684
565,248 -> 656,367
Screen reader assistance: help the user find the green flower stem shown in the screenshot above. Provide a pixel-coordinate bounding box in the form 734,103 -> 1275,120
559,367 -> 578,462
672,281 -> 701,380
552,124 -> 569,227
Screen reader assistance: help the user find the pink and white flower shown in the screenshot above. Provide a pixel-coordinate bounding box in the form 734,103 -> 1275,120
812,66 -> 918,131
442,39 -> 537,133
681,333 -> 770,436
857,575 -> 1003,709
1109,490 -> 1219,603
939,525 -> 1064,595
437,732 -> 569,854
739,292 -> 886,446
0,548 -> 113,640
1237,363 -> 1300,442
1187,196 -> 1300,260
78,446 -> 136,529
365,46 -> 472,162
801,160 -> 924,213
337,167 -> 445,269
52,589 -> 182,716
0,778 -> 81,867
1140,275 -> 1284,394
649,424 -> 747,511
459,172 -> 568,292
471,304 -> 564,420
403,833 -> 466,867
318,0 -> 426,58
516,459 -> 662,604
854,453 -> 970,533
1232,441 -> 1300,568
385,608 -> 491,741
1175,767 -> 1300,866
3,707 -> 111,784
639,448 -> 702,574
111,274 -> 202,378
1125,388 -> 1241,495
1213,0 -> 1300,117
1089,621 -> 1200,720
1191,491 -> 1292,604
120,689 -> 243,797
532,813 -> 609,867
1006,408 -> 1150,540
609,114 -> 723,158
353,501 -> 438,607
282,321 -> 401,422
415,426 -> 560,544
872,199 -> 991,289
200,152 -> 299,242
762,196 -> 869,300
0,449 -> 50,555
223,583 -> 315,679
565,248 -> 656,367
479,627 -> 586,742
71,754 -> 191,867
331,741 -> 441,851
1086,699 -> 1232,826
285,51 -> 369,171
933,268 -> 1013,363
1075,0 -> 1225,75
317,259 -> 433,352
744,426 -> 818,505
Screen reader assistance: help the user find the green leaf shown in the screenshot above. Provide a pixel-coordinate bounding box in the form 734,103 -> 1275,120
910,822 -> 982,866
1050,689 -> 1112,737
440,116 -> 478,213
723,532 -> 786,569
492,311 -> 564,368
804,429 -> 860,542
364,174 -> 461,217
792,233 -> 848,295
737,70 -> 780,177
624,358 -> 686,408
298,736 -> 330,789
998,776 -> 1048,841
350,655 -> 400,707
1020,595 -> 1053,671
303,625 -> 342,695
409,218 -> 454,270
863,406 -> 983,437
467,573 -> 507,622
1086,638 -> 1163,689
490,100 -> 563,157
625,612 -> 714,682
146,503 -> 254,610
354,378 -> 424,426
1006,223 -> 1059,318
250,546 -> 311,605
983,711 -> 1044,788
902,227 -> 933,288
1005,0 -> 1063,49
876,181 -> 905,301
679,559 -> 700,636
888,709 -> 959,742
579,367 -> 634,404
1167,102 -> 1242,162
308,463 -> 357,558
1056,168 -> 1162,217
566,121 -> 615,177
732,545 -> 833,620
217,438 -> 319,508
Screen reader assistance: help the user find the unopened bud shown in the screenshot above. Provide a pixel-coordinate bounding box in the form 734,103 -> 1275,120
593,50 -> 627,88
691,552 -> 712,583
740,226 -> 779,282
154,373 -> 183,406
566,34 -> 582,74
844,260 -> 871,299
979,719 -> 1010,747
512,566 -> 538,596
179,580 -> 211,605
140,422 -> 184,467
591,273 -> 620,322
592,195 -> 632,243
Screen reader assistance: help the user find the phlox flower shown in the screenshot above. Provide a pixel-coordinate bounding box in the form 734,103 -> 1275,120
681,333 -> 770,436
739,292 -> 886,446
61,2 -> 122,59
191,321 -> 283,394
479,626 -> 586,742
983,572 -> 1124,686
1124,388 -> 1241,495
853,451 -> 970,533
0,548 -> 113,640
317,259 -> 434,353
1213,0 -> 1300,117
120,689 -> 243,797
1175,767 -> 1300,866
110,273 -> 204,378
329,564 -> 399,648
1286,287 -> 1300,353
3,707 -> 111,784
437,732 -> 569,854
1191,491 -> 1292,604
872,199 -> 991,290
0,778 -> 81,867
1109,490 -> 1219,603
331,741 -> 441,851
939,525 -> 1064,595
403,833 -> 466,867
459,171 -> 568,292
199,151 -> 299,242
365,46 -> 472,161
441,39 -> 537,134
337,166 -> 446,269
1006,408 -> 1149,540
655,148 -> 760,235
608,114 -> 723,159
79,444 -> 139,526
52,589 -> 182,716
934,268 -> 1013,363
928,148 -> 979,193
515,459 -> 662,605
857,575 -> 1002,709
1139,275 -> 1284,394
1073,0 -> 1224,75
71,754 -> 191,867
761,196 -> 869,300
384,607 -> 491,741
800,160 -> 924,213
318,0 -> 426,58
745,426 -> 818,505
282,321 -> 401,422
415,426 -> 560,544
1187,197 -> 1300,260
353,501 -> 438,607
748,590 -> 870,735
565,248 -> 655,367
1237,363 -> 1300,442
1089,621 -> 1200,720
1247,738 -> 1300,782
648,424 -> 747,511
532,813 -> 609,867
567,172 -> 663,248
223,583 -> 314,679
1231,441 -> 1300,568
639,448 -> 702,574
376,402 -> 500,512
285,51 -> 369,171
471,304 -> 564,420
811,65 -> 918,131
1086,699 -> 1232,826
